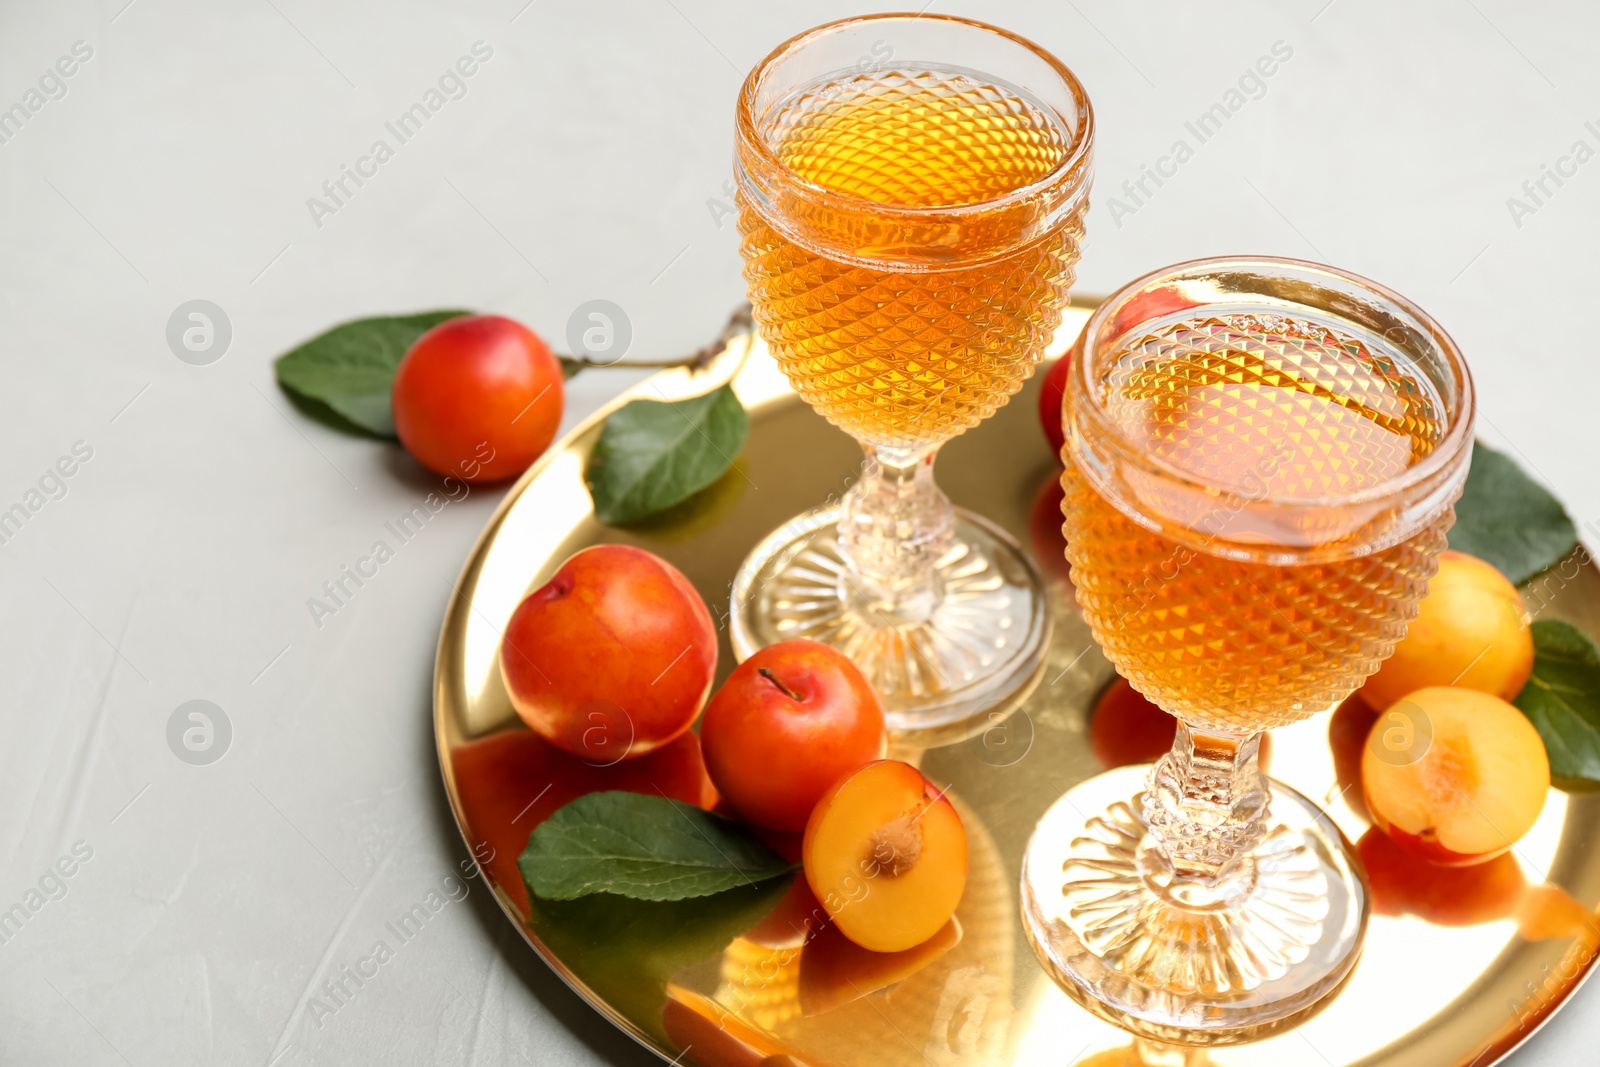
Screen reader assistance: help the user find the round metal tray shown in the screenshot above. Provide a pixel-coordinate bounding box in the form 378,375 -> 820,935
434,302 -> 1600,1067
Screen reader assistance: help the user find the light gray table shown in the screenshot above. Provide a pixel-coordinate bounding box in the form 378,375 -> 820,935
2,1 -> 1596,1064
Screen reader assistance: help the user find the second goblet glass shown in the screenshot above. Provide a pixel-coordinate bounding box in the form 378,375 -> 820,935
729,14 -> 1094,739
1023,256 -> 1477,1043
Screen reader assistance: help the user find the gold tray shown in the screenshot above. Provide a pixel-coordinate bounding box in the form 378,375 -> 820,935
434,302 -> 1600,1067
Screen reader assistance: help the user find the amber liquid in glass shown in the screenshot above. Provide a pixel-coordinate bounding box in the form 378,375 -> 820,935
740,70 -> 1083,447
1064,312 -> 1453,732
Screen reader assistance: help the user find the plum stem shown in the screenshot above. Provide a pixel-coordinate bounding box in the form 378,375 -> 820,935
758,667 -> 802,702
559,305 -> 752,372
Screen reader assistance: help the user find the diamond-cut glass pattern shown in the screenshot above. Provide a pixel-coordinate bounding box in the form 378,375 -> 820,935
740,70 -> 1084,448
1065,456 -> 1449,731
772,69 -> 1071,206
1102,315 -> 1445,497
1063,314 -> 1455,731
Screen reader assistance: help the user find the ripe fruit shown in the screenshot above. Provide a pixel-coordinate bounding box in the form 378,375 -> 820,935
1362,687 -> 1549,865
1362,550 -> 1533,710
1027,475 -> 1073,586
1089,678 -> 1272,772
702,639 -> 886,832
1038,353 -> 1070,457
500,545 -> 716,761
802,760 -> 967,953
1088,679 -> 1176,769
392,314 -> 564,482
1328,695 -> 1379,822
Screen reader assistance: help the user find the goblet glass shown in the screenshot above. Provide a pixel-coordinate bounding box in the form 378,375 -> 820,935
1022,257 -> 1476,1042
730,14 -> 1093,739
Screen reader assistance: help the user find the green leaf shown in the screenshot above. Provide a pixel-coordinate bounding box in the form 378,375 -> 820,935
558,356 -> 584,380
519,791 -> 797,901
1516,620 -> 1600,783
273,310 -> 471,438
1450,442 -> 1577,584
585,385 -> 748,525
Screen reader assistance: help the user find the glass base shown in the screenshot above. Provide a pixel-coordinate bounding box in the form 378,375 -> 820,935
1021,764 -> 1368,1046
729,505 -> 1051,747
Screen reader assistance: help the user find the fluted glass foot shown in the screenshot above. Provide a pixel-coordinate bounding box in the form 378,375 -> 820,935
729,505 -> 1050,746
1021,764 -> 1368,1045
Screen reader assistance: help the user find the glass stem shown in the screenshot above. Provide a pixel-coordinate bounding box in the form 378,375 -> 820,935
1143,721 -> 1270,891
836,443 -> 953,624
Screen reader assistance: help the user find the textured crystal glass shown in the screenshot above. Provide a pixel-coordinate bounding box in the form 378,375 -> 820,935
1022,257 -> 1476,1042
730,14 -> 1093,740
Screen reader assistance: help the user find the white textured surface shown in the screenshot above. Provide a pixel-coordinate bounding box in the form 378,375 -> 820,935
1,1 -> 1596,1064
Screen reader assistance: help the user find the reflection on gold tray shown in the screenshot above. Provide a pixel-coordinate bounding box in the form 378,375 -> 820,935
434,301 -> 1600,1067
